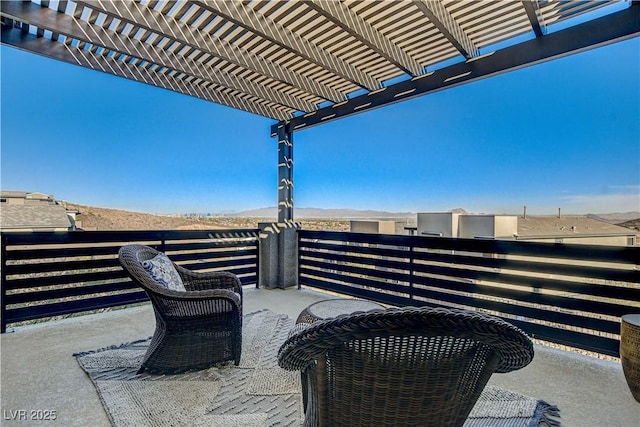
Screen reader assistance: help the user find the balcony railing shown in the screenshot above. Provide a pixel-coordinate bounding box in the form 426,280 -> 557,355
0,229 -> 259,332
2,228 -> 639,358
298,230 -> 640,358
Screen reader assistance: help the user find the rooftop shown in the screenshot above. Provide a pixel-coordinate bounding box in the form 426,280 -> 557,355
518,216 -> 636,239
1,3 -> 638,422
0,204 -> 74,230
0,191 -> 75,231
2,287 -> 639,426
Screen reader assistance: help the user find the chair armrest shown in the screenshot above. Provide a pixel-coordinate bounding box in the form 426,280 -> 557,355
174,265 -> 243,295
288,322 -> 313,339
149,286 -> 242,318
278,307 -> 534,373
278,321 -> 337,371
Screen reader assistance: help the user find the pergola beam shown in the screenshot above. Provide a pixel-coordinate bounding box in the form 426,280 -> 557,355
0,1 -> 313,115
193,0 -> 381,91
75,0 -> 343,104
272,2 -> 640,135
306,0 -> 424,77
522,0 -> 547,37
413,0 -> 479,59
0,26 -> 288,120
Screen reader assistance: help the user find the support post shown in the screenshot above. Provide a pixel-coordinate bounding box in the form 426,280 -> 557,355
277,124 -> 294,223
1,233 -> 7,333
258,123 -> 299,289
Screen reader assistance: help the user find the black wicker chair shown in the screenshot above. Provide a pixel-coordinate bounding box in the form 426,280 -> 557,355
118,244 -> 243,374
278,306 -> 534,427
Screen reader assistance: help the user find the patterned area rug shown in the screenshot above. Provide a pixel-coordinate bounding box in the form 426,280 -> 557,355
75,310 -> 560,427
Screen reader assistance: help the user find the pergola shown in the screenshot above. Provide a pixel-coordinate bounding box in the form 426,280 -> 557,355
2,0 -> 639,225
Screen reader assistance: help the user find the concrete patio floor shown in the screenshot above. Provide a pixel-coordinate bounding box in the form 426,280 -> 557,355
1,286 -> 638,426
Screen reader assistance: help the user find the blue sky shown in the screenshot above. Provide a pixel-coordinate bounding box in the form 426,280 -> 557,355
1,29 -> 638,216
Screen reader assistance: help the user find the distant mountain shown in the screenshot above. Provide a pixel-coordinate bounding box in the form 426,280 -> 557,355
228,207 -> 415,219
616,218 -> 640,230
227,207 -> 636,221
586,212 -> 640,224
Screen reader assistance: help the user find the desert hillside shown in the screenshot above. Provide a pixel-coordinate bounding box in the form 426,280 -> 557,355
67,204 -> 350,231
65,203 -> 639,233
68,204 -> 232,230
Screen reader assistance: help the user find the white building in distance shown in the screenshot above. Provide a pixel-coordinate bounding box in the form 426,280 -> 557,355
350,212 -> 637,246
416,212 -> 636,246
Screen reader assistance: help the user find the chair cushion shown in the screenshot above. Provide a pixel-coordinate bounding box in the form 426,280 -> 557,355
142,253 -> 186,292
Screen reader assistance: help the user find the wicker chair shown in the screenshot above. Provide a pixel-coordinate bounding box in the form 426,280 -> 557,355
118,244 -> 243,374
278,306 -> 534,427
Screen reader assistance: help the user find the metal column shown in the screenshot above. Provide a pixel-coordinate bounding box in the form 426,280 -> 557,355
277,124 -> 293,223
258,123 -> 298,289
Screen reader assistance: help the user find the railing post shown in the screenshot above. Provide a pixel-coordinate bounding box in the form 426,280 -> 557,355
258,222 -> 299,289
160,232 -> 167,253
297,229 -> 302,290
409,240 -> 415,301
1,233 -> 7,333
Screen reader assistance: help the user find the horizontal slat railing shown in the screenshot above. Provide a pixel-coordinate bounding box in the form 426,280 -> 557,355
298,230 -> 640,357
1,229 -> 259,332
